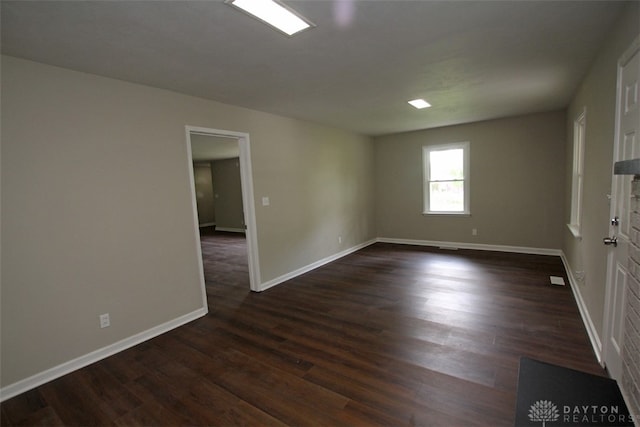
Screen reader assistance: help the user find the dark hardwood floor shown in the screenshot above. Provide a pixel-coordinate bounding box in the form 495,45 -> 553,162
199,227 -> 251,289
1,233 -> 605,426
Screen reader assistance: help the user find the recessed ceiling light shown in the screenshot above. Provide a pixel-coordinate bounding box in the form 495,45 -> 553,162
227,0 -> 314,36
408,99 -> 432,109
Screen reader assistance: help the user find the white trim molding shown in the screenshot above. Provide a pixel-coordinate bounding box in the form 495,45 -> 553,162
258,239 -> 377,291
423,141 -> 471,215
0,308 -> 207,403
185,126 -> 262,292
560,251 -> 603,364
377,237 -> 603,363
0,238 -> 605,403
376,237 -> 562,256
215,227 -> 246,233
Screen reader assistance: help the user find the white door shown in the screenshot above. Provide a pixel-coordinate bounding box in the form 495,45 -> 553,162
603,37 -> 640,380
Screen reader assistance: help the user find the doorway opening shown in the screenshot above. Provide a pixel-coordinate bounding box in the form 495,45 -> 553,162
185,126 -> 261,295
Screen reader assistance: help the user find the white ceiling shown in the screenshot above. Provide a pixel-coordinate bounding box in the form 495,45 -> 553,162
0,1 -> 628,136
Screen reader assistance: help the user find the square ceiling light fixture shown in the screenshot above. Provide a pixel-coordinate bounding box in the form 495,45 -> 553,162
227,0 -> 314,36
408,99 -> 432,109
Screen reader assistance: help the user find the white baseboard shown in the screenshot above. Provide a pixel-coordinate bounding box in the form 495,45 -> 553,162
215,227 -> 246,233
259,239 -> 378,292
376,237 -> 562,256
259,238 -> 559,293
199,222 -> 215,228
378,238 -> 604,365
0,307 -> 208,402
0,239 -> 603,405
560,251 -> 603,364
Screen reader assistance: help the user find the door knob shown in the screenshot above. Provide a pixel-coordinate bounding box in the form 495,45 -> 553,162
611,216 -> 620,226
603,237 -> 618,247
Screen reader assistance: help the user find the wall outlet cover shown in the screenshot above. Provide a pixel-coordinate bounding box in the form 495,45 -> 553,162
99,313 -> 111,328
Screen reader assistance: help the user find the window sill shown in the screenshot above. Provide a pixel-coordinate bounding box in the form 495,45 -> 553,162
423,211 -> 471,217
567,223 -> 582,239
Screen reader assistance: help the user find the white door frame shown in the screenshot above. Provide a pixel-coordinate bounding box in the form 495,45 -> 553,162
185,125 -> 262,294
602,35 -> 640,378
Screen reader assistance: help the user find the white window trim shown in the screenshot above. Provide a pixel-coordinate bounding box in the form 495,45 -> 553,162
568,108 -> 586,239
423,141 -> 470,216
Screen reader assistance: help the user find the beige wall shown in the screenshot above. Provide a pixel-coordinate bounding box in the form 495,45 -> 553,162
254,121 -> 376,280
211,158 -> 244,231
562,3 -> 639,354
193,163 -> 216,226
0,56 -> 375,388
374,110 -> 567,250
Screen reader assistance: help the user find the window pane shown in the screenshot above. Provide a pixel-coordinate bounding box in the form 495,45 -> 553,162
430,149 -> 463,181
430,181 -> 464,211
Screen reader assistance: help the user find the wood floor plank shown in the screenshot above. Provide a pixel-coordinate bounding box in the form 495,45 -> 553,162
1,233 -> 605,426
36,375 -> 116,426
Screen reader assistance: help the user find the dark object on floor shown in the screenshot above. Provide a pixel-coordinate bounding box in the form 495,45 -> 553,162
515,357 -> 633,426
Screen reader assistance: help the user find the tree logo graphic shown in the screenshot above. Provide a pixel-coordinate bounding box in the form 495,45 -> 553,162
528,400 -> 559,426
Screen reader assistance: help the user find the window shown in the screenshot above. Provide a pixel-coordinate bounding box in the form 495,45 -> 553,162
423,142 -> 470,215
568,109 -> 586,238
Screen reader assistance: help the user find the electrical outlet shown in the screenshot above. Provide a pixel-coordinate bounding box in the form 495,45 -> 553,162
472,228 -> 478,236
99,313 -> 110,329
338,236 -> 343,244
